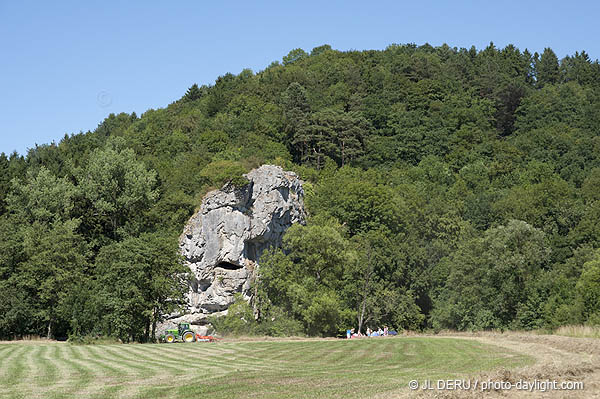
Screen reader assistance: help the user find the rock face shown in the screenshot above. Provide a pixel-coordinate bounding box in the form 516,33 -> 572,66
170,165 -> 305,332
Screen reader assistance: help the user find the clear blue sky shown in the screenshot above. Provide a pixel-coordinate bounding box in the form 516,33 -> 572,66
1,1 -> 599,155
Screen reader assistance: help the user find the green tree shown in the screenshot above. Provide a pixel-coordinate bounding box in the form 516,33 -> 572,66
183,83 -> 202,101
196,130 -> 230,154
282,48 -> 308,65
199,160 -> 249,189
535,48 -> 560,87
311,44 -> 332,56
77,138 -> 158,239
282,82 -> 311,162
309,167 -> 406,235
7,167 -> 77,225
349,233 -> 381,333
210,294 -> 258,336
3,167 -> 85,339
283,220 -> 352,285
255,219 -> 355,336
94,233 -> 188,342
22,220 -> 88,338
0,153 -> 9,215
303,290 -> 347,337
432,220 -> 550,330
345,230 -> 425,333
560,51 -> 597,86
576,252 -> 600,324
0,214 -> 29,338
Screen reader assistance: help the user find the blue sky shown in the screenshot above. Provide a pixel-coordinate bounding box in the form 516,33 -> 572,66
1,1 -> 599,155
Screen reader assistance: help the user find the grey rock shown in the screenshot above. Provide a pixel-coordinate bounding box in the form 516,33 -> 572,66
164,165 -> 305,331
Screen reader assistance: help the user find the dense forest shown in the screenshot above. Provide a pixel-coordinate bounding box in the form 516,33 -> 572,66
1,42 -> 600,341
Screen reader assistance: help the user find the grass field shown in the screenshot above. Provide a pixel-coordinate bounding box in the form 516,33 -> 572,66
0,337 -> 531,399
555,325 -> 600,339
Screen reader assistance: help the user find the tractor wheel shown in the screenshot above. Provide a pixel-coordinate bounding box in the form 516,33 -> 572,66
165,333 -> 176,343
182,331 -> 195,343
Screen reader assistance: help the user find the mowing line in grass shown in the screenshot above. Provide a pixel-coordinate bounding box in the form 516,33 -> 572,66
42,344 -> 102,399
32,345 -> 58,388
51,345 -> 98,399
2,345 -> 33,399
134,344 -> 238,375
167,344 -> 270,373
99,345 -> 158,377
0,345 -> 20,377
113,345 -> 184,375
74,345 -> 123,377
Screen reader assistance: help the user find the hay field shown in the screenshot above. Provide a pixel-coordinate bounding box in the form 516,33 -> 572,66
0,337 -> 530,399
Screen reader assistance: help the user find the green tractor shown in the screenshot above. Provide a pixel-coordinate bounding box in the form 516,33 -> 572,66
160,322 -> 196,343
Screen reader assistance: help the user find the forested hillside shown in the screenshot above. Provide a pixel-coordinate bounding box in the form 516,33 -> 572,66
2,42 -> 600,341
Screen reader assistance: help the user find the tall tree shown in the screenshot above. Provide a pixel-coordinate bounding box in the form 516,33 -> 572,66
4,167 -> 85,338
7,167 -> 77,225
560,51 -> 597,85
255,219 -> 355,336
0,153 -> 10,216
282,48 -> 308,65
183,83 -> 202,101
282,82 -> 311,162
349,233 -> 381,334
21,220 -> 87,338
576,252 -> 600,323
536,48 -> 560,87
77,138 -> 158,239
94,233 -> 188,342
431,220 -> 551,330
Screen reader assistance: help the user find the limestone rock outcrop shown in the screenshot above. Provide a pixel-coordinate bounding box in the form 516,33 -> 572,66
170,165 -> 305,332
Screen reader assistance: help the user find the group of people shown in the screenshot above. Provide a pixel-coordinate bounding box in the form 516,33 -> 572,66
346,326 -> 396,339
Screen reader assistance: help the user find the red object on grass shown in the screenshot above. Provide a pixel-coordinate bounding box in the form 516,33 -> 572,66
195,334 -> 219,342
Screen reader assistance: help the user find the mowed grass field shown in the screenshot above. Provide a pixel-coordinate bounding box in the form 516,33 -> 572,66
0,337 -> 531,399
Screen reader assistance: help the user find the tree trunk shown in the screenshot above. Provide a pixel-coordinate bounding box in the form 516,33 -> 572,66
46,320 -> 52,340
144,319 -> 150,343
357,245 -> 374,334
358,298 -> 366,333
151,306 -> 158,341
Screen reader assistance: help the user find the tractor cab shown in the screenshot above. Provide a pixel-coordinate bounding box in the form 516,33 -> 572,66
178,323 -> 191,337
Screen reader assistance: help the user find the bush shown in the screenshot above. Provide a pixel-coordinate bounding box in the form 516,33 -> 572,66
256,308 -> 305,337
576,253 -> 600,323
210,296 -> 305,337
209,294 -> 258,336
199,160 -> 249,189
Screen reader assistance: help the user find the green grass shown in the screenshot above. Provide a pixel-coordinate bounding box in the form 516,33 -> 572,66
0,337 -> 532,399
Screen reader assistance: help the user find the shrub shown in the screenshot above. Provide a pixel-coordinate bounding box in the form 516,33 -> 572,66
209,294 -> 258,336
